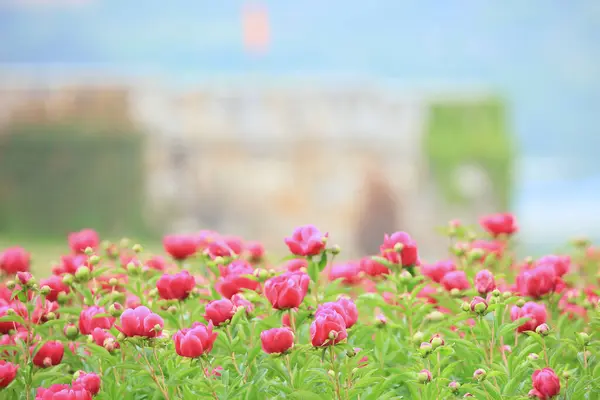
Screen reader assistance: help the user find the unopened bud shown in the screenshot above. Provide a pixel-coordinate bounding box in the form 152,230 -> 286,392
168,306 -> 178,315
148,288 -> 158,298
527,353 -> 539,361
63,324 -> 79,339
109,303 -> 124,318
328,370 -> 335,377
467,249 -> 484,263
153,324 -> 162,333
330,245 -> 341,255
6,308 -> 15,316
492,289 -> 501,297
253,268 -> 269,280
426,311 -> 444,322
213,256 -> 225,265
582,299 -> 592,309
452,244 -> 466,257
132,244 -> 143,253
62,274 -> 74,286
449,381 -> 461,393
88,255 -> 101,265
40,285 -> 51,296
75,266 -> 91,283
43,357 -> 53,368
419,342 -> 433,357
464,394 -> 474,398
562,370 -> 570,379
57,292 -> 70,305
45,312 -> 56,321
127,262 -> 141,276
516,298 -> 526,308
393,242 -> 404,252
108,278 -> 118,287
430,336 -> 444,349
535,323 -> 550,336
412,331 -> 424,345
346,348 -> 356,357
398,270 -> 412,283
502,291 -> 512,299
474,301 -> 488,314
461,302 -> 471,312
577,332 -> 590,346
450,288 -> 461,298
328,330 -> 338,340
6,280 -> 16,290
417,369 -> 432,383
376,314 -> 387,326
84,247 -> 94,256
473,368 -> 486,381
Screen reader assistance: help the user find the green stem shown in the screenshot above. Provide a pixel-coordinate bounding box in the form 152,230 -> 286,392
329,346 -> 342,400
284,354 -> 295,388
225,325 -> 245,379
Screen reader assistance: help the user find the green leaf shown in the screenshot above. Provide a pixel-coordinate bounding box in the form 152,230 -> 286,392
290,390 -> 326,400
318,252 -> 328,272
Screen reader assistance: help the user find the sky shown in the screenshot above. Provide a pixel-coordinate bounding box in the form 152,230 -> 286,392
1,0 -> 600,245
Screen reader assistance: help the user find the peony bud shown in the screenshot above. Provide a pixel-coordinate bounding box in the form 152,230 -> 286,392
528,353 -> 539,361
516,298 -> 526,308
132,244 -> 143,253
461,302 -> 471,312
419,342 -> 433,357
63,323 -> 79,339
40,285 -> 52,296
62,274 -> 74,286
412,331 -> 424,345
127,262 -> 141,276
376,314 -> 387,326
84,247 -> 94,256
328,370 -> 335,378
213,256 -> 225,265
473,368 -> 486,381
430,335 -> 444,349
449,381 -> 461,393
330,245 -> 341,255
45,312 -> 56,321
426,311 -> 444,322
398,270 -> 412,283
417,369 -> 432,383
492,289 -> 501,297
502,291 -> 512,299
109,278 -> 118,287
6,280 -> 16,290
393,242 -> 404,252
562,370 -> 570,379
89,255 -> 101,265
109,303 -> 124,318
57,292 -> 70,305
450,288 -> 461,298
75,266 -> 91,283
535,323 -> 550,336
577,332 -> 590,346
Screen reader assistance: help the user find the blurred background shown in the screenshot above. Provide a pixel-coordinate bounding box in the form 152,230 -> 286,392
1,0 -> 600,262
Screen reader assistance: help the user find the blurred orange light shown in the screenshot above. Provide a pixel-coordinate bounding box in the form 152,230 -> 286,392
242,2 -> 270,55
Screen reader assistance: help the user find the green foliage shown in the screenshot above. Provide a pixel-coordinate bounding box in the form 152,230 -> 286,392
0,122 -> 148,238
424,98 -> 513,208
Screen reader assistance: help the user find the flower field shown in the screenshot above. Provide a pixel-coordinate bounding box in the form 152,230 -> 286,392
0,215 -> 599,399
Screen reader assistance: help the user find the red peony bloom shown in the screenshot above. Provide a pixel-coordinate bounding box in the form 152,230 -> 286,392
283,258 -> 308,272
36,384 -> 92,400
260,327 -> 294,354
17,271 -> 33,285
0,246 -> 30,274
204,299 -> 236,326
173,322 -> 218,358
328,262 -> 363,285
516,264 -> 558,298
284,225 -> 328,257
475,269 -> 496,294
222,236 -> 244,255
310,308 -> 347,347
421,260 -> 456,283
359,257 -> 390,277
162,234 -> 199,261
532,368 -> 560,400
39,276 -> 70,302
245,241 -> 265,262
215,260 -> 258,299
90,328 -> 119,351
116,306 -> 164,338
535,255 -> 570,277
54,254 -> 89,276
264,271 -> 310,310
479,213 -> 517,237
379,231 -> 418,266
32,341 -> 64,368
73,371 -> 101,396
68,229 -> 100,254
316,297 -> 358,328
156,270 -> 196,300
469,296 -> 488,312
145,255 -> 167,272
0,360 -> 18,388
231,294 -> 254,313
79,306 -> 115,335
32,299 -> 59,324
206,239 -> 239,260
440,271 -> 470,291
510,302 -> 547,332
0,303 -> 27,333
